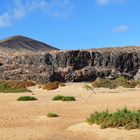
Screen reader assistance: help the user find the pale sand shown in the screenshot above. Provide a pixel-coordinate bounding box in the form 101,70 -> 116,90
0,83 -> 140,140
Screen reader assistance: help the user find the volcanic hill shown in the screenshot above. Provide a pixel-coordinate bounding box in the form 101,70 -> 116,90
0,35 -> 58,60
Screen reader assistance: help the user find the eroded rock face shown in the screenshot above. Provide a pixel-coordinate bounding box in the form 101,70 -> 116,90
1,47 -> 140,83
134,69 -> 140,80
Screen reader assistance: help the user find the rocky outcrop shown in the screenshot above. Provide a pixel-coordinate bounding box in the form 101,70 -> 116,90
0,47 -> 140,83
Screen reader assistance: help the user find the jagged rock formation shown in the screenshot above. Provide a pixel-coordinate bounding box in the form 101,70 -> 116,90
0,47 -> 139,83
0,35 -> 59,61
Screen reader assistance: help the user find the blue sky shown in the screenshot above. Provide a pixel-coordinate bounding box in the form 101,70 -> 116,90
0,0 -> 139,50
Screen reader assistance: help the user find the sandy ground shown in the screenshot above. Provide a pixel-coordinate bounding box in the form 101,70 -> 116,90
0,83 -> 140,140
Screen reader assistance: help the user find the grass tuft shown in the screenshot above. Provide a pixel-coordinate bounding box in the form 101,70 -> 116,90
47,112 -> 58,117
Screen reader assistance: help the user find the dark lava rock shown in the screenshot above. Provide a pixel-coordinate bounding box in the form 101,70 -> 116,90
1,47 -> 140,83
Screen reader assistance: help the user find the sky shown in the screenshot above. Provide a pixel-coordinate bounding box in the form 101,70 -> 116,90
0,0 -> 139,50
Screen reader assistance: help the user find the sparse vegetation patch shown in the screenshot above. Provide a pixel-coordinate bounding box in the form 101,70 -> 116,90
92,79 -> 117,89
87,108 -> 140,130
92,76 -> 140,89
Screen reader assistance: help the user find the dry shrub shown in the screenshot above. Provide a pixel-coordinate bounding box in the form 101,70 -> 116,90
123,81 -> 137,88
38,85 -> 42,89
91,80 -> 102,88
38,82 -> 65,89
92,77 -> 139,89
92,79 -> 116,89
9,81 -> 35,88
59,83 -> 66,87
115,76 -> 137,88
25,81 -> 35,87
0,83 -> 31,93
43,82 -> 59,90
0,80 -> 35,88
0,80 -> 5,83
137,81 -> 140,88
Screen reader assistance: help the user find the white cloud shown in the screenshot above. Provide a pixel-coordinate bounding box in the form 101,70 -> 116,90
0,0 -> 73,28
96,0 -> 126,6
112,25 -> 128,32
0,13 -> 12,27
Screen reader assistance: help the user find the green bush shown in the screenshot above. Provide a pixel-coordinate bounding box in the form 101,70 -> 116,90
47,112 -> 58,117
52,95 -> 63,101
87,108 -> 140,130
52,95 -> 76,101
62,96 -> 76,101
17,96 -> 37,101
0,83 -> 31,93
